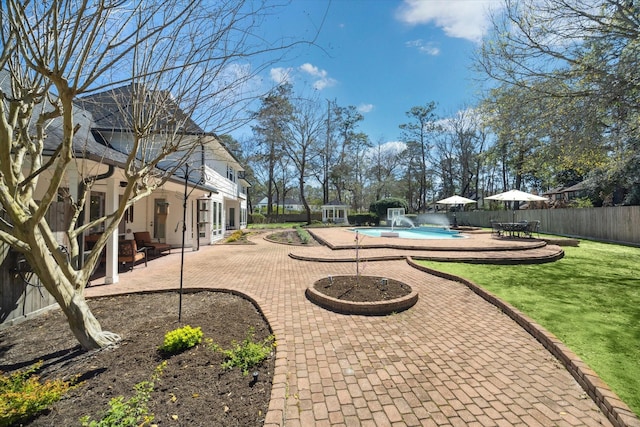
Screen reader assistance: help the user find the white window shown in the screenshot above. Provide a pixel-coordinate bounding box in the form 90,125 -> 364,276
227,165 -> 235,182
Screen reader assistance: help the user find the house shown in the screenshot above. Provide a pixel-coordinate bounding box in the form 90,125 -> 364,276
543,181 -> 588,207
255,197 -> 306,212
2,75 -> 248,294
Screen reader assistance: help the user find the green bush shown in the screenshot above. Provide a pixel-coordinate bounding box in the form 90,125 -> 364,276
347,213 -> 379,226
209,328 -> 275,375
80,362 -> 166,427
159,325 -> 203,354
369,198 -> 408,219
570,197 -> 593,208
0,362 -> 74,427
249,212 -> 266,224
295,226 -> 311,244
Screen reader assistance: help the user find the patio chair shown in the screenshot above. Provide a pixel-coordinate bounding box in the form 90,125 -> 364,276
118,239 -> 147,271
490,220 -> 503,238
524,220 -> 540,238
134,231 -> 172,256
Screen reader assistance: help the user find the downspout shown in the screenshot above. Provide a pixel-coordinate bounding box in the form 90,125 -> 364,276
77,164 -> 116,269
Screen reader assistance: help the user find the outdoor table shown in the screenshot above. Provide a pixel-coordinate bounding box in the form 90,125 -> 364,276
499,222 -> 529,238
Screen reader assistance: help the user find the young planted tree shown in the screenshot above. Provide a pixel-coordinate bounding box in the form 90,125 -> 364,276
0,0 -> 310,350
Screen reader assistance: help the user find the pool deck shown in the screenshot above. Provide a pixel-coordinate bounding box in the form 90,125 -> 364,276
85,228 -> 639,427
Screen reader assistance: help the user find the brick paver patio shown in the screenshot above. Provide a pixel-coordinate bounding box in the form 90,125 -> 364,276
85,228 -> 637,427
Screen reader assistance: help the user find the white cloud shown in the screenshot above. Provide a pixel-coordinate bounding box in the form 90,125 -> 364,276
358,103 -> 374,113
396,0 -> 503,43
379,140 -> 407,153
270,67 -> 293,85
299,63 -> 337,90
405,39 -> 440,55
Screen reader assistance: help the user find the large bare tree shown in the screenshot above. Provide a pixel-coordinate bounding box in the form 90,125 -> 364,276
282,94 -> 325,224
399,103 -> 439,212
0,0 -> 312,349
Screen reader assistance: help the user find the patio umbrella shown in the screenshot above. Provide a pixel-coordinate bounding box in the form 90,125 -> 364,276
485,189 -> 547,221
436,195 -> 477,205
436,195 -> 477,227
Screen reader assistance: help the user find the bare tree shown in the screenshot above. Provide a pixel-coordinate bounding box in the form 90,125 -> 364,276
399,103 -> 439,212
366,139 -> 406,201
330,105 -> 364,203
435,108 -> 487,198
0,0 -> 313,349
282,95 -> 325,224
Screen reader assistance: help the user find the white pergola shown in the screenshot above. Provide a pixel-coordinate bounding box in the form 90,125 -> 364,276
321,201 -> 349,224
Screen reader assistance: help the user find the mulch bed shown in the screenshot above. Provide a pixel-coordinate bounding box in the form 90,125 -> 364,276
0,291 -> 274,426
314,275 -> 411,302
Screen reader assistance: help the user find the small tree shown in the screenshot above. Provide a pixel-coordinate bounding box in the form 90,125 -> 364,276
0,1 -> 313,349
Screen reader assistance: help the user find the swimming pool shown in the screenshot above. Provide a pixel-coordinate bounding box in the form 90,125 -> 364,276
352,226 -> 465,240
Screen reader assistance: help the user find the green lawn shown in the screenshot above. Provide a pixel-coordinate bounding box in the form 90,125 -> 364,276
416,239 -> 640,417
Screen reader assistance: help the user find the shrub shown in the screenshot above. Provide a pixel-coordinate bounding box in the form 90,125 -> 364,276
209,328 -> 276,375
295,226 -> 311,244
570,197 -> 593,208
80,362 -> 166,427
347,213 -> 379,226
0,362 -> 74,427
249,212 -> 266,224
225,230 -> 244,243
369,198 -> 408,219
159,325 -> 203,354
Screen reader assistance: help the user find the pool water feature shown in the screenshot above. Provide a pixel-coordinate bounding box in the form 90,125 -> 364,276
353,226 -> 464,240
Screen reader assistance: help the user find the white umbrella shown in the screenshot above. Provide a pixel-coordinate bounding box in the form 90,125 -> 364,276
436,195 -> 477,205
436,195 -> 476,227
485,189 -> 547,222
484,189 -> 547,202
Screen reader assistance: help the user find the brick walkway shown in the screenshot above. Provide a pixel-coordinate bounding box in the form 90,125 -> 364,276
85,229 -> 631,427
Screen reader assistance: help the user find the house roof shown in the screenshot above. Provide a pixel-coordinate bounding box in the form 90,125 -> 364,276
257,197 -> 302,205
79,86 -> 246,176
77,84 -> 204,134
0,70 -> 218,193
323,200 -> 348,207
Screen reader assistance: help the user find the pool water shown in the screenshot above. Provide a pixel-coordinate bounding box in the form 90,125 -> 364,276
352,226 -> 464,240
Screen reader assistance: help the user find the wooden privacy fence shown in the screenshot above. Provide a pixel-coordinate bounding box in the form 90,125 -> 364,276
0,243 -> 58,328
455,205 -> 640,246
0,202 -> 65,328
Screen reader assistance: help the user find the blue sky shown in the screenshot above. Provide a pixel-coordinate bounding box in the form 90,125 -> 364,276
232,0 -> 503,144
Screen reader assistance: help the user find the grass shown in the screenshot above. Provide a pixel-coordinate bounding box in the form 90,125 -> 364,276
416,239 -> 640,417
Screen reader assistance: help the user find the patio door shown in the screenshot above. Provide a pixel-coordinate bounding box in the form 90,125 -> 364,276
228,207 -> 235,229
154,199 -> 169,240
197,199 -> 210,246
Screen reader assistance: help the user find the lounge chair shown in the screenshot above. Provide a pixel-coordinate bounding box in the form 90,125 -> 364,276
133,231 -> 172,256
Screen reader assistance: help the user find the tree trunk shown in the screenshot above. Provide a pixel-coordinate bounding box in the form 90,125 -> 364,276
25,230 -> 121,350
62,291 -> 122,350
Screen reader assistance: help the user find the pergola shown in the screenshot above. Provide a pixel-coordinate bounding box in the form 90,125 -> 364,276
321,201 -> 349,224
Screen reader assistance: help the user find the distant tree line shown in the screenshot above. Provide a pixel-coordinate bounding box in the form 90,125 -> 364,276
233,0 -> 640,222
